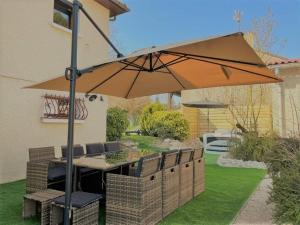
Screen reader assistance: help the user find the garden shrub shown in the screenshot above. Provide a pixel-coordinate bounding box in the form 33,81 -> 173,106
151,111 -> 189,141
106,107 -> 129,141
140,103 -> 165,135
229,132 -> 275,162
265,138 -> 300,224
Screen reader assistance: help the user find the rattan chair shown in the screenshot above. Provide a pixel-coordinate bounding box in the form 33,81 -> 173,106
26,147 -> 65,194
23,189 -> 64,225
178,148 -> 194,206
161,150 -> 180,218
86,143 -> 105,156
193,148 -> 205,197
61,145 -> 84,158
104,141 -> 121,153
106,153 -> 162,225
50,191 -> 102,225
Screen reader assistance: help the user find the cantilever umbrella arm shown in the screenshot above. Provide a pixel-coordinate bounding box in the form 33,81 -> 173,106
63,1 -> 123,225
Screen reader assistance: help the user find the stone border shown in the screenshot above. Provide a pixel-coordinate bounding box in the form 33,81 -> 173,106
217,153 -> 267,169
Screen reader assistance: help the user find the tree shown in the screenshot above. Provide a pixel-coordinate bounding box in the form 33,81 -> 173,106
106,107 -> 129,141
108,96 -> 151,127
227,9 -> 282,134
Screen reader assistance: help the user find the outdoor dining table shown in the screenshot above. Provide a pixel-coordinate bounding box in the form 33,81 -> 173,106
52,150 -> 142,191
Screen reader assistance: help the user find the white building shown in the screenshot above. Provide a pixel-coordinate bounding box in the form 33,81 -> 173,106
0,0 -> 129,183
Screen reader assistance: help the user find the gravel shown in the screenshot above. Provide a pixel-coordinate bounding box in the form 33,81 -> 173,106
232,176 -> 275,225
217,153 -> 267,169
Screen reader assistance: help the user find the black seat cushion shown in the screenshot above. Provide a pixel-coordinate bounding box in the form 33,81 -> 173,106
86,143 -> 105,156
54,191 -> 103,208
48,165 -> 66,181
104,142 -> 121,152
61,145 -> 84,158
79,167 -> 95,174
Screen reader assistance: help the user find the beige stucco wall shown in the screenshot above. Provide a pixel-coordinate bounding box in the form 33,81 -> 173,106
0,0 -> 112,183
271,65 -> 300,137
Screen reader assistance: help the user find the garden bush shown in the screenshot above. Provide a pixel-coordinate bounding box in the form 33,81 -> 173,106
139,103 -> 165,135
151,111 -> 189,141
265,138 -> 300,225
229,132 -> 275,162
106,107 -> 129,141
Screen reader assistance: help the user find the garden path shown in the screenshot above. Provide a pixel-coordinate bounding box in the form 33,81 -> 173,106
232,176 -> 275,225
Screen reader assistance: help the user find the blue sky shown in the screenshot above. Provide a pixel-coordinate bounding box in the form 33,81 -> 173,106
111,0 -> 300,59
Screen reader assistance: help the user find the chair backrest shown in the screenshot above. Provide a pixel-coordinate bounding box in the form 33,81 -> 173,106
136,153 -> 161,177
161,150 -> 179,169
61,145 -> 84,158
86,143 -> 105,156
29,146 -> 55,162
192,148 -> 204,160
178,148 -> 193,164
104,141 -> 121,153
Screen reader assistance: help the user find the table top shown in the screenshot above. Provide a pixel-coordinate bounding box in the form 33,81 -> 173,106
52,150 -> 142,171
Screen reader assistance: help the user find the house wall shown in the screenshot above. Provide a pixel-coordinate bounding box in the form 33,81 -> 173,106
0,0 -> 111,183
272,65 -> 300,137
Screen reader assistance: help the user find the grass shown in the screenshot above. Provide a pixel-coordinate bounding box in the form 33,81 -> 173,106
0,136 -> 266,225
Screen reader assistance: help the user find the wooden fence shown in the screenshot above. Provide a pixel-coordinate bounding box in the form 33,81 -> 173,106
182,105 -> 273,138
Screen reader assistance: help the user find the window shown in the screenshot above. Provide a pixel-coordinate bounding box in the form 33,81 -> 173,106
53,0 -> 72,29
43,94 -> 88,120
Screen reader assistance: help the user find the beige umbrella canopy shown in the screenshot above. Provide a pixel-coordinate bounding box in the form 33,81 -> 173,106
28,32 -> 281,98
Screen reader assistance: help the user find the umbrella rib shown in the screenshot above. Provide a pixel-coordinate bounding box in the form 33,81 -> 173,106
152,53 -> 162,69
154,57 -> 189,71
162,50 -> 266,67
185,56 -> 279,81
157,58 -> 186,89
125,55 -> 149,98
86,56 -> 143,94
119,60 -> 145,70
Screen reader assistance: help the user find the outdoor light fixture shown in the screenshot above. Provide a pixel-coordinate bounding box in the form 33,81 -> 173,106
89,95 -> 97,101
85,94 -> 97,102
99,96 -> 104,101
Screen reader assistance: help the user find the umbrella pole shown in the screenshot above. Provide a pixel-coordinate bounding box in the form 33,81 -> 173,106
64,0 -> 80,224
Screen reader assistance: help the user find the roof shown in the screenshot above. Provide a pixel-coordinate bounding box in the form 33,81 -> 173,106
95,0 -> 129,17
267,58 -> 300,66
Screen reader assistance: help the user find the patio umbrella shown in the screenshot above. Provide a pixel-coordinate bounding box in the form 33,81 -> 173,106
182,101 -> 228,132
26,1 -> 281,224
29,33 -> 281,98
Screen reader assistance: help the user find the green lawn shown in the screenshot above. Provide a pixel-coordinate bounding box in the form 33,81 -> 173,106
0,136 -> 266,225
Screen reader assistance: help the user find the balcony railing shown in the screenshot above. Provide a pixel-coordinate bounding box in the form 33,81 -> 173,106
43,94 -> 88,120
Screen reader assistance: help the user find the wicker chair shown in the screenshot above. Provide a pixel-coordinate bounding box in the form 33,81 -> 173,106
26,147 -> 65,194
86,143 -> 105,156
23,189 -> 64,225
178,148 -> 194,206
61,145 -> 84,158
104,141 -> 121,153
193,148 -> 205,197
106,153 -> 162,225
161,150 -> 180,218
50,191 -> 103,225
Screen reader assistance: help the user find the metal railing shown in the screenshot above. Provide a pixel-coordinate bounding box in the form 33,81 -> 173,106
43,94 -> 88,120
